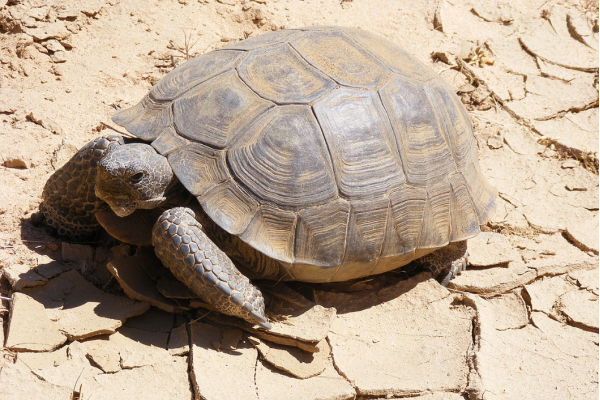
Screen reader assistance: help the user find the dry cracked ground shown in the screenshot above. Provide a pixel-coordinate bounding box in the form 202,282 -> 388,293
0,0 -> 598,399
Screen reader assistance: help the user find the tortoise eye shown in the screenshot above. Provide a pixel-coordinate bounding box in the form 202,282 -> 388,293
131,172 -> 144,183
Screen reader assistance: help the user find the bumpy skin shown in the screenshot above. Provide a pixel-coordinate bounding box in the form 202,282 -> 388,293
152,207 -> 271,328
96,143 -> 176,217
39,137 -> 271,327
39,136 -> 124,239
417,241 -> 469,286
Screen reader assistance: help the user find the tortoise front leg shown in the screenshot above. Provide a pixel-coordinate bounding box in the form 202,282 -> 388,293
152,207 -> 271,329
36,136 -> 124,240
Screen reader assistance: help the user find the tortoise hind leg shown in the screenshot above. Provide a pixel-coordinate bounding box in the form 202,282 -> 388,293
152,207 -> 271,329
417,241 -> 468,287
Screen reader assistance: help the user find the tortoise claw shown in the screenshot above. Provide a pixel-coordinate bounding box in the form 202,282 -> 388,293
417,241 -> 469,287
251,311 -> 272,329
440,256 -> 469,287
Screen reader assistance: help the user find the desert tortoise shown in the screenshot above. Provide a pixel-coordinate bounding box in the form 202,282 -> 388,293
38,27 -> 497,328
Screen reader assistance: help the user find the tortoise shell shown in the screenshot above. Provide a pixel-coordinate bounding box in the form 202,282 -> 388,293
112,27 -> 497,283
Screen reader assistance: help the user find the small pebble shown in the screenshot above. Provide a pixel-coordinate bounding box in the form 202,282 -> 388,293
561,160 -> 579,169
566,184 -> 587,191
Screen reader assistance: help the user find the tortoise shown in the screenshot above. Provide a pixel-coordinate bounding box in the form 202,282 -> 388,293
38,26 -> 497,329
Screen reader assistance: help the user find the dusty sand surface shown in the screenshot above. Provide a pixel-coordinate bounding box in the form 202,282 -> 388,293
0,0 -> 598,399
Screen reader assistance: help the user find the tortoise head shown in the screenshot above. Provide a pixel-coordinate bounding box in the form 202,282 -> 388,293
96,143 -> 174,217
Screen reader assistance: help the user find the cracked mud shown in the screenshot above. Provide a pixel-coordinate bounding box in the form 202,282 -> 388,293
0,0 -> 598,399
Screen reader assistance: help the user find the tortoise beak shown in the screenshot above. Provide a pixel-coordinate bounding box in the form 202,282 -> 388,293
111,203 -> 137,217
95,186 -> 137,217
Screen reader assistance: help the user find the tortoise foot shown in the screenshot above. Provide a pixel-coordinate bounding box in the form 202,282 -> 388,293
419,240 -> 469,287
439,254 -> 468,287
152,207 -> 271,329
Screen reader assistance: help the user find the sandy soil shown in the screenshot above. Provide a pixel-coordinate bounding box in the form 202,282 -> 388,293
0,0 -> 598,399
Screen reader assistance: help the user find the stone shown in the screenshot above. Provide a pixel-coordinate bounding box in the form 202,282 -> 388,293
439,69 -> 471,93
536,57 -> 595,81
565,215 -> 599,254
567,11 -> 599,51
31,341 -> 102,393
471,296 -> 598,399
255,362 -> 355,400
220,328 -> 242,350
95,208 -> 160,246
26,6 -> 49,21
561,160 -> 580,169
50,50 -> 68,63
471,4 -> 512,24
42,39 -> 65,52
190,322 -> 258,400
568,268 -> 599,295
22,270 -> 149,340
512,233 -> 595,276
505,76 -> 598,120
485,291 -> 529,330
168,323 -> 189,356
247,329 -> 320,353
27,111 -> 62,135
5,293 -> 67,352
81,357 -> 192,400
431,50 -> 455,65
107,256 -> 188,314
206,284 -> 336,351
487,133 -> 503,149
25,22 -> 71,41
558,289 -> 599,331
35,260 -> 64,279
249,336 -> 329,379
261,284 -> 336,343
466,64 -> 525,102
61,242 -> 94,262
524,275 -> 572,315
522,205 -> 561,233
2,155 -> 29,169
0,362 -> 73,400
2,263 -> 47,290
533,108 -> 598,156
80,0 -> 105,17
501,124 -> 536,155
451,261 -> 536,296
55,6 -> 79,20
519,24 -> 598,71
467,232 -> 519,266
123,306 -> 174,333
17,346 -> 68,370
487,39 -> 539,76
84,326 -> 171,372
85,340 -> 121,373
432,0 -> 448,33
565,184 -> 588,192
316,274 -> 472,396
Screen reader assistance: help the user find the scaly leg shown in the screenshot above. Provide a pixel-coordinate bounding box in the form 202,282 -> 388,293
36,136 -> 124,240
152,207 -> 271,329
418,241 -> 469,287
